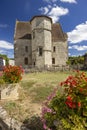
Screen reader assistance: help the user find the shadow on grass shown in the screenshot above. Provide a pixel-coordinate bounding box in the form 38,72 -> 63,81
21,115 -> 44,130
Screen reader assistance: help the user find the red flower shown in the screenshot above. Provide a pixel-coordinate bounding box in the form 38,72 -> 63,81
79,88 -> 83,92
78,102 -> 81,108
60,82 -> 63,86
3,65 -> 24,83
65,96 -> 76,109
66,96 -> 72,101
65,100 -> 76,108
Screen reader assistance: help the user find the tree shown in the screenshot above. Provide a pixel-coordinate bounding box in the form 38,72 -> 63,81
0,54 -> 9,65
67,55 -> 84,70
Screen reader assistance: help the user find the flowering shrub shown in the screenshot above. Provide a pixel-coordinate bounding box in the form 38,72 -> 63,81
0,71 -> 5,84
42,71 -> 87,130
3,65 -> 24,83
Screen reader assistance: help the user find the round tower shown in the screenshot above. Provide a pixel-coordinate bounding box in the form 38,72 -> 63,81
30,15 -> 52,69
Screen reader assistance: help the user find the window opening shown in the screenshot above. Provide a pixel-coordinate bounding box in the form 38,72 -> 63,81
52,58 -> 55,64
25,46 -> 28,52
53,46 -> 56,52
39,47 -> 43,56
34,62 -> 35,66
24,57 -> 28,65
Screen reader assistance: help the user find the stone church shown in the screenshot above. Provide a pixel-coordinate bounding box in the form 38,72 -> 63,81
14,15 -> 68,69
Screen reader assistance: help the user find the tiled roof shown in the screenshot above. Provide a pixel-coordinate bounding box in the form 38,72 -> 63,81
52,23 -> 67,42
14,21 -> 31,40
14,19 -> 67,42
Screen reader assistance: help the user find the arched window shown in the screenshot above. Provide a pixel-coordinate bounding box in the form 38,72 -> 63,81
24,57 -> 28,65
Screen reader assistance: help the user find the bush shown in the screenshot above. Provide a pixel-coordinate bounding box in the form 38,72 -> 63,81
0,71 -> 5,85
3,65 -> 24,83
42,71 -> 87,130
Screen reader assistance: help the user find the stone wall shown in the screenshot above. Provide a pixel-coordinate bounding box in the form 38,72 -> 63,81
14,39 -> 32,68
52,41 -> 68,66
44,30 -> 52,66
0,83 -> 20,100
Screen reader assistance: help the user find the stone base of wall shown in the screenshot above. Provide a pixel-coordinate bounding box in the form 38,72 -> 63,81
24,65 -> 70,73
0,83 -> 20,100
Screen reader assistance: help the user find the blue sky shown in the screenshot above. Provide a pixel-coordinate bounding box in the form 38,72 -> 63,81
0,0 -> 87,58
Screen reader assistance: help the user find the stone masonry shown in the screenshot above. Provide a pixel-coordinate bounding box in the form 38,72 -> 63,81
14,15 -> 68,69
0,106 -> 22,130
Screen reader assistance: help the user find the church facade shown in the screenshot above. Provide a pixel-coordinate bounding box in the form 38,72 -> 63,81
14,15 -> 68,69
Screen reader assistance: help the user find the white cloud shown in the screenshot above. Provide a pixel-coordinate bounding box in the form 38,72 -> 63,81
0,40 -> 13,49
0,50 -> 5,53
43,0 -> 58,3
0,41 -> 14,58
0,24 -> 8,28
7,51 -> 14,58
67,21 -> 87,44
39,7 -> 49,14
68,52 -> 71,56
0,49 -> 14,58
39,4 -> 69,23
52,0 -> 58,2
43,0 -> 77,4
48,5 -> 69,22
60,0 -> 77,4
69,45 -> 87,51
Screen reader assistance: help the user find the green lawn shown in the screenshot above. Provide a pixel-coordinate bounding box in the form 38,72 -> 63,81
21,71 -> 70,103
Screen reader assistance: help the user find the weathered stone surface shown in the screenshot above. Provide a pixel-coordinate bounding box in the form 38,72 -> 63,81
14,15 -> 68,69
1,83 -> 20,100
0,106 -> 22,130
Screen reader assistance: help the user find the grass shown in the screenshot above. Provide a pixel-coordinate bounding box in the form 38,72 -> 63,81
0,71 -> 72,122
22,71 -> 70,83
30,86 -> 54,103
21,71 -> 70,103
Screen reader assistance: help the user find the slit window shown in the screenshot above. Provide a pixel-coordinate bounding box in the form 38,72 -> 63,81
52,58 -> 55,64
53,46 -> 56,52
39,47 -> 43,56
24,57 -> 28,65
34,62 -> 36,66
